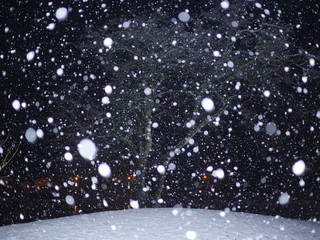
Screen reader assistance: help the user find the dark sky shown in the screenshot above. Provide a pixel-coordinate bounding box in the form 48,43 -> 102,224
0,0 -> 319,224
1,0 -> 319,180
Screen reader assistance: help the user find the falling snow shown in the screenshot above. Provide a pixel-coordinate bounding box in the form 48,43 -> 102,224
292,160 -> 306,176
64,152 -> 73,161
178,11 -> 191,23
77,138 -> 97,160
103,37 -> 113,48
1,0 -> 319,236
279,192 -> 290,205
220,1 -> 230,9
212,168 -> 225,179
65,195 -> 75,206
129,200 -> 139,209
12,100 -> 20,111
98,163 -> 111,178
157,165 -> 166,175
104,85 -> 113,95
26,51 -> 35,62
201,98 -> 215,112
266,122 -> 277,135
25,127 -> 37,143
55,7 -> 68,21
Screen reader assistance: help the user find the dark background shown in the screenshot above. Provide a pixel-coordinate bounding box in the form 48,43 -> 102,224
0,0 -> 319,225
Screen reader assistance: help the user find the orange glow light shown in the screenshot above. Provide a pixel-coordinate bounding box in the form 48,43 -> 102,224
203,175 -> 208,180
73,205 -> 78,214
74,176 -> 79,181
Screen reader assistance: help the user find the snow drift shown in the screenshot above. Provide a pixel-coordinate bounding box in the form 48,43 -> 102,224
0,208 -> 319,240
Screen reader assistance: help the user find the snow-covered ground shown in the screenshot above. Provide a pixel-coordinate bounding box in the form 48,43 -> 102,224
0,208 -> 318,240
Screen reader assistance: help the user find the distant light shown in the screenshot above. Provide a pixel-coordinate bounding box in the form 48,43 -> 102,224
201,97 -> 215,112
56,7 -> 68,21
73,205 -> 78,214
292,160 -> 306,176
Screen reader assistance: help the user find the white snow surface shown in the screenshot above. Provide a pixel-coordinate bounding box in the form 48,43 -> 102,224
0,208 -> 318,240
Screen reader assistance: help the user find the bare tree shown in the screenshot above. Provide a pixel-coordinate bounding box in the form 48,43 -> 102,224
53,3 -> 318,206
0,135 -> 19,175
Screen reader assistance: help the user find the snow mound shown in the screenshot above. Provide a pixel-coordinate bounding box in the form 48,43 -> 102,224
0,208 -> 318,240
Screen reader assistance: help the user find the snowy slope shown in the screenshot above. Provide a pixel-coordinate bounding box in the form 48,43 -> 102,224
0,208 -> 318,240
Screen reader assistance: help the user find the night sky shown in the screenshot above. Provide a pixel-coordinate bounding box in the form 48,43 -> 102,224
0,0 -> 320,225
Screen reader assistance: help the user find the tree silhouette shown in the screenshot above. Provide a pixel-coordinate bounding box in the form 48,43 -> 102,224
0,135 -> 19,175
53,3 -> 319,206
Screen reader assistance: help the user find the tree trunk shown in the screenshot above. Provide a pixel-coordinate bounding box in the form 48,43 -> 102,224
153,106 -> 227,203
153,173 -> 165,207
132,98 -> 153,207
